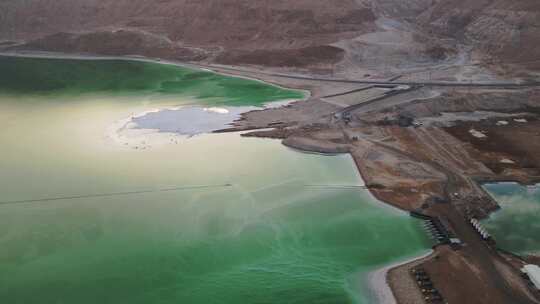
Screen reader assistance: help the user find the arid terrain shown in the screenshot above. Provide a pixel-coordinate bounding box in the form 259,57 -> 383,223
2,1 -> 540,303
207,63 -> 540,303
2,0 -> 540,76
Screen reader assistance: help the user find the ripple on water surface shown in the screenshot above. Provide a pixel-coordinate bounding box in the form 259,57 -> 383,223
482,183 -> 540,255
0,56 -> 431,304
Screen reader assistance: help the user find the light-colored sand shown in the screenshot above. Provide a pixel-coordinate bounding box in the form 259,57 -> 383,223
367,250 -> 433,304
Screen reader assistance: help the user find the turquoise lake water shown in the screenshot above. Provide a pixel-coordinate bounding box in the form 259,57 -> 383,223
483,183 -> 540,255
0,56 -> 431,303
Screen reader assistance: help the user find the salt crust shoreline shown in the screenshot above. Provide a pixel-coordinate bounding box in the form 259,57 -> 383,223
367,250 -> 434,304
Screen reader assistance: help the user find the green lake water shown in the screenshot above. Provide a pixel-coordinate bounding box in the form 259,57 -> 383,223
0,56 -> 431,303
483,183 -> 540,255
0,56 -> 303,106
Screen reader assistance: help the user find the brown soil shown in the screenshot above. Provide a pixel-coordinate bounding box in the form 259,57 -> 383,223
416,0 -> 540,70
214,45 -> 345,68
526,256 -> 540,265
3,0 -> 540,76
0,0 -> 371,46
420,201 -> 539,304
445,117 -> 540,183
0,0 -> 375,70
388,252 -> 436,304
17,30 -> 207,61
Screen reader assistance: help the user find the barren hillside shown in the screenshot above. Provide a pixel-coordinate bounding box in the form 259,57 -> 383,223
416,0 -> 540,71
0,0 -> 539,74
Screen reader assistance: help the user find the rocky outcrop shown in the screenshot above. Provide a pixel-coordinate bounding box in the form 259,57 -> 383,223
0,0 -> 374,68
1,0 -> 539,72
214,45 -> 345,68
0,0 -> 372,47
14,30 -> 207,61
417,0 -> 540,69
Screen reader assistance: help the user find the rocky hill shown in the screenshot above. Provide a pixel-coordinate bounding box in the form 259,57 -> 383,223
0,0 -> 539,74
0,0 -> 372,66
416,0 -> 540,72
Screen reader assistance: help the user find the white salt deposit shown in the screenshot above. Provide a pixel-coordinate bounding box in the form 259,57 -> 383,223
204,107 -> 230,114
469,129 -> 487,138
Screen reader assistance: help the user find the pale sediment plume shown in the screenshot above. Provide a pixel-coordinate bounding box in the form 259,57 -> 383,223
131,106 -> 254,135
107,105 -> 255,149
105,107 -> 177,149
108,98 -> 300,149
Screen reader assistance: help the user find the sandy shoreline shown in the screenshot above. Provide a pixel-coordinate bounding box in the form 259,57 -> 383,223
367,250 -> 434,304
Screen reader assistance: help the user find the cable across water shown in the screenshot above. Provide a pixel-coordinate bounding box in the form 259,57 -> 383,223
0,184 -> 233,206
